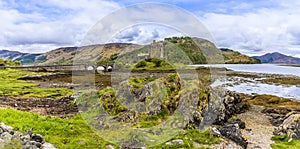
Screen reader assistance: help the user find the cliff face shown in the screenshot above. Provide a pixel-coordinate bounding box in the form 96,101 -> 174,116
253,52 -> 300,64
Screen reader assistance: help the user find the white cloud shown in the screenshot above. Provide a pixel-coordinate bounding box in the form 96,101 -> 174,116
1,0 -> 300,58
110,25 -> 184,44
0,0 -> 120,53
81,3 -> 214,46
200,2 -> 300,56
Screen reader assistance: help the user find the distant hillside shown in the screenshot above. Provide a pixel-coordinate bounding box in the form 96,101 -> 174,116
117,37 -> 222,65
0,50 -> 43,65
253,52 -> 300,64
39,43 -> 142,65
220,48 -> 261,64
1,37 -> 262,65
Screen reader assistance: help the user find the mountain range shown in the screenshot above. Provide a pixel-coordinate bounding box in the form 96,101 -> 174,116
0,50 -> 43,64
0,37 -> 261,65
253,52 -> 300,64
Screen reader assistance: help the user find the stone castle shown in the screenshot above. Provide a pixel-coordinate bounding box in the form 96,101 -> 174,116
150,40 -> 164,58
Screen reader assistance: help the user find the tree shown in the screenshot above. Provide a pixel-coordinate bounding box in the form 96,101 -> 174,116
14,61 -> 22,66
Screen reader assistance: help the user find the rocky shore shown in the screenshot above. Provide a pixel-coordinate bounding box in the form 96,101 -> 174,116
0,122 -> 56,149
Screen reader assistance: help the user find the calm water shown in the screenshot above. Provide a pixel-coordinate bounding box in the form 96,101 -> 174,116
192,64 -> 300,100
193,64 -> 300,77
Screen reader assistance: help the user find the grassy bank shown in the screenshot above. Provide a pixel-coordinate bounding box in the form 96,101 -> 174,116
0,69 -> 72,98
0,108 -> 114,148
0,108 -> 221,148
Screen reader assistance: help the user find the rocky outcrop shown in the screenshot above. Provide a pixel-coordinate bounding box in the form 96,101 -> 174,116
261,107 -> 300,142
262,107 -> 292,126
0,122 -> 56,149
198,90 -> 249,148
97,74 -> 249,148
273,113 -> 300,141
202,90 -> 249,126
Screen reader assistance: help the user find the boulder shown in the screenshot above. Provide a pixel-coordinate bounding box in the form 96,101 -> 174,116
166,139 -> 184,145
0,132 -> 13,141
42,142 -> 57,149
0,122 -> 57,149
203,90 -> 249,126
0,123 -> 14,134
106,144 -> 115,149
31,134 -> 45,143
274,114 -> 300,141
227,118 -> 246,129
210,127 -> 221,136
262,107 -> 292,126
218,124 -> 248,149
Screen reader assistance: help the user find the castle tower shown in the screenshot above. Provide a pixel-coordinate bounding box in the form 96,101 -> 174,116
150,40 -> 164,58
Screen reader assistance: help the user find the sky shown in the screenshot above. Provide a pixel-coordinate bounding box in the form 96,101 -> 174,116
0,0 -> 300,57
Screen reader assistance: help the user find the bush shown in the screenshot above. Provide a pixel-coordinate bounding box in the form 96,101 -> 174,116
135,60 -> 147,68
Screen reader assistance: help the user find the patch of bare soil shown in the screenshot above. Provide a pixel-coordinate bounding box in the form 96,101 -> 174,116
19,72 -> 112,90
0,96 -> 78,118
237,105 -> 275,149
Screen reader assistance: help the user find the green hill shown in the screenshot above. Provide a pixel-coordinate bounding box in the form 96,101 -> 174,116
1,37 -> 260,65
220,48 -> 261,64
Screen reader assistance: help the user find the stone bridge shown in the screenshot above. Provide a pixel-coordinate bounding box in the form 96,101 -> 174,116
0,64 -> 114,72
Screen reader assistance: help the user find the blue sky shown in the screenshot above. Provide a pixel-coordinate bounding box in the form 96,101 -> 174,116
1,0 -> 300,57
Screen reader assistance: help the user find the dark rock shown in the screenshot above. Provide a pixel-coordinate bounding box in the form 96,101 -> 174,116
262,108 -> 279,114
218,124 -> 248,149
270,116 -> 285,127
31,134 -> 45,143
263,107 -> 295,126
227,118 -> 246,129
205,91 -> 249,126
245,128 -> 252,132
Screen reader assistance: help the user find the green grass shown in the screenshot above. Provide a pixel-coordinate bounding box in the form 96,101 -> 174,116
0,68 -> 72,98
149,129 -> 222,149
128,76 -> 156,88
0,108 -> 116,149
0,108 -> 223,149
134,58 -> 173,70
221,49 -> 261,64
271,135 -> 300,149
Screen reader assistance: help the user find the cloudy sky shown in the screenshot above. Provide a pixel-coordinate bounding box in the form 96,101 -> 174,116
1,0 -> 300,57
